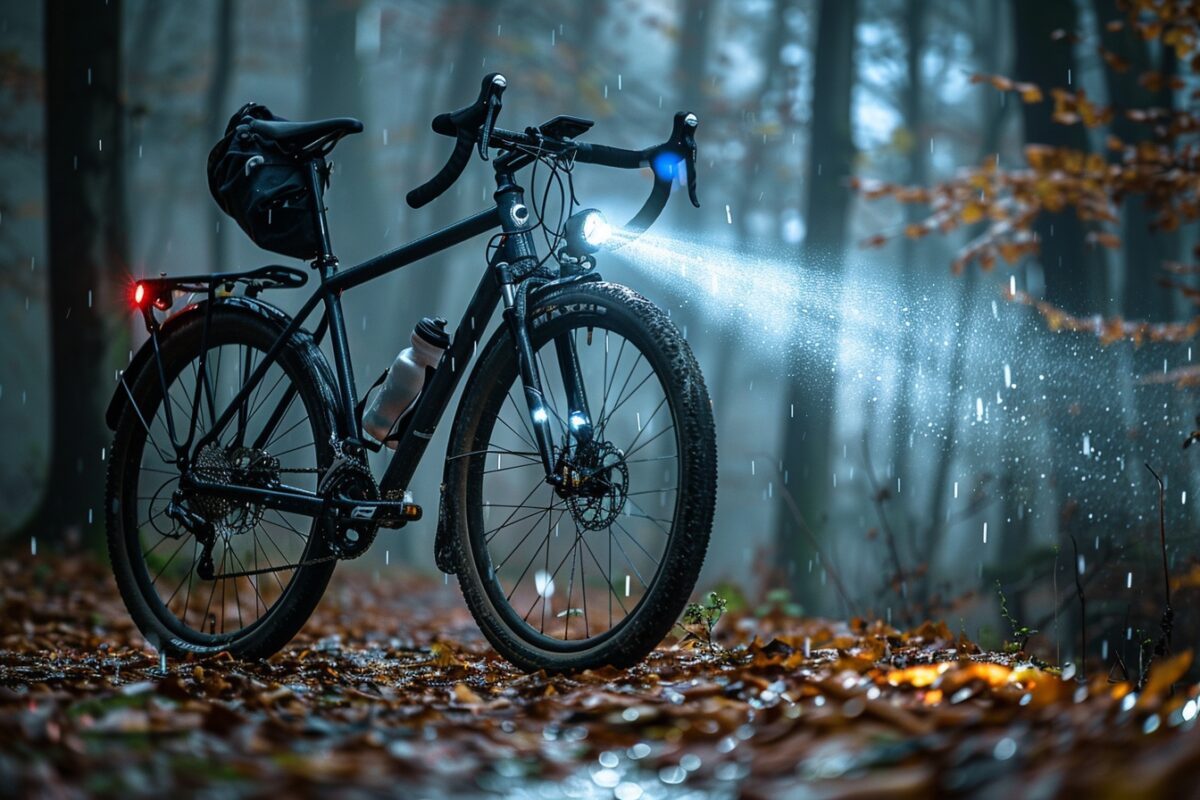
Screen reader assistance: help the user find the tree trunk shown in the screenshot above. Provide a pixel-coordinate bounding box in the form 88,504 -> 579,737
890,0 -> 929,520
776,0 -> 857,611
1012,0 -> 1101,315
676,0 -> 713,121
305,0 -> 384,266
714,0 -> 788,420
1094,0 -> 1177,322
920,0 -> 1007,600
27,0 -> 127,544
205,0 -> 236,274
420,0 -> 498,317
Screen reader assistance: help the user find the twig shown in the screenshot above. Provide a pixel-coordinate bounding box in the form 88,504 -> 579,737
1143,463 -> 1174,657
775,477 -> 858,618
1069,533 -> 1086,679
861,435 -> 910,620
1109,650 -> 1130,684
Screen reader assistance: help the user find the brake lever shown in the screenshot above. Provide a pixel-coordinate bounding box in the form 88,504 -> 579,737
665,112 -> 700,208
478,75 -> 506,160
479,94 -> 499,161
681,113 -> 699,208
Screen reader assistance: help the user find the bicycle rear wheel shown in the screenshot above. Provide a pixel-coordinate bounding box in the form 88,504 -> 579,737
446,281 -> 717,672
106,305 -> 339,657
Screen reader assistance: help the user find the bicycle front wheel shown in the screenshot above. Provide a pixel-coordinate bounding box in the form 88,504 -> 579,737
446,281 -> 717,672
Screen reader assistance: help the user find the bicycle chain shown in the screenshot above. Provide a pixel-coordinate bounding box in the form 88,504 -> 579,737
200,441 -> 376,580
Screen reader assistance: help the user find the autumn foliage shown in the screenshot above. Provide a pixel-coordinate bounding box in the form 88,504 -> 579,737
857,1 -> 1200,347
4,555 -> 1200,797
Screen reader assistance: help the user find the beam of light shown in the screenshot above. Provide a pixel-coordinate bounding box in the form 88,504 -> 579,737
609,229 -> 900,350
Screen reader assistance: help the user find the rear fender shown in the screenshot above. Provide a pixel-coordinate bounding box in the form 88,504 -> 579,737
105,296 -> 323,431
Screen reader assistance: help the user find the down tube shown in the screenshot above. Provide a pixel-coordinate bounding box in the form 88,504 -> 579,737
378,271 -> 502,494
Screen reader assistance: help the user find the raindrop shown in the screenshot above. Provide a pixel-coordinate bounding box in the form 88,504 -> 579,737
994,737 -> 1017,760
592,768 -> 620,788
615,784 -> 643,800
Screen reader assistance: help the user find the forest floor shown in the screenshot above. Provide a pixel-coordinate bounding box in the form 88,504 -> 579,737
1,554 -> 1198,799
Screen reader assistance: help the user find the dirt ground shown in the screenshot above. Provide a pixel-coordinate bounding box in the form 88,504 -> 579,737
2,553 -> 1199,799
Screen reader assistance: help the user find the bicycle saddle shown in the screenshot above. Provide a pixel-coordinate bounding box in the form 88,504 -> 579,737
249,116 -> 363,151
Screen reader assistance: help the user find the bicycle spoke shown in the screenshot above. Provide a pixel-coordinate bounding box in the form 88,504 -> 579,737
623,423 -> 676,461
504,506 -> 566,603
485,505 -> 557,542
502,391 -> 539,451
129,325 -> 329,642
621,395 -> 668,456
579,532 -> 631,619
475,321 -> 687,646
612,518 -> 661,564
496,502 -> 557,574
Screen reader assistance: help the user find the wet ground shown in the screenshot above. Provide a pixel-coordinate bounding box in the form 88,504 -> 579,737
2,554 -> 1198,798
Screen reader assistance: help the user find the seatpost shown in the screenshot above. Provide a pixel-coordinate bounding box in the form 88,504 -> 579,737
307,159 -> 336,266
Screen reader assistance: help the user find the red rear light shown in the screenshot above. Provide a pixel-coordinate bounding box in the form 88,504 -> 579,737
133,283 -> 145,305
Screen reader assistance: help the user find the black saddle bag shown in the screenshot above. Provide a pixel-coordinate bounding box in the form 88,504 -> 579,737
207,103 -> 323,260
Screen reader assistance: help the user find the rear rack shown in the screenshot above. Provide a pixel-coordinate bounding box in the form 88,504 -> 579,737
135,265 -> 307,311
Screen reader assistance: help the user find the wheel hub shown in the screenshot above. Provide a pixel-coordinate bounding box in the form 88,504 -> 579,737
190,443 -> 280,534
562,441 -> 629,531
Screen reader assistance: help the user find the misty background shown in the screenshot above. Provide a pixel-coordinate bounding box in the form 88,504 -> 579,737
3,0 -> 1199,666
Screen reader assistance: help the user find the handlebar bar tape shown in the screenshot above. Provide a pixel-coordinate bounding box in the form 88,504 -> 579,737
406,131 -> 474,208
573,143 -> 645,170
408,74 -> 507,208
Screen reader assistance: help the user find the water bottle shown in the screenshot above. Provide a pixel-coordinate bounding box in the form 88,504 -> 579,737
362,317 -> 449,447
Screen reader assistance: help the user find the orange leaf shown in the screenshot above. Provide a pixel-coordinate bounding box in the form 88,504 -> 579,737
1016,81 -> 1043,103
961,202 -> 985,224
1136,650 -> 1192,709
1100,48 -> 1131,72
1087,231 -> 1122,249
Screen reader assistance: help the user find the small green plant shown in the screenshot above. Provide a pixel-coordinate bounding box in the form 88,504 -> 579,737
996,580 -> 1037,652
755,587 -> 803,618
677,591 -> 728,647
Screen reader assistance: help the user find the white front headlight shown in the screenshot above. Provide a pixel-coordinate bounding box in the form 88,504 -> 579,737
565,208 -> 610,255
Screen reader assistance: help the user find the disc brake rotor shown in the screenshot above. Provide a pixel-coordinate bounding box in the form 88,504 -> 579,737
565,441 -> 630,531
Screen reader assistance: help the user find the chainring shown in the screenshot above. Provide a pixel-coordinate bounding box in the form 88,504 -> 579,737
319,458 -> 380,559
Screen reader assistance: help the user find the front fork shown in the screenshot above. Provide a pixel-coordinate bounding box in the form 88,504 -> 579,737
494,177 -> 593,485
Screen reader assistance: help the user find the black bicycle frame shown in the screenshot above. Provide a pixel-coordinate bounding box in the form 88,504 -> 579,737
183,159 -> 592,516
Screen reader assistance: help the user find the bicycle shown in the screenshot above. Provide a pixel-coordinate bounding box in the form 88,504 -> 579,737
105,74 -> 717,672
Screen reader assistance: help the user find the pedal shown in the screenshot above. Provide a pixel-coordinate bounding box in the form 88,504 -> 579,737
377,493 -> 422,529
